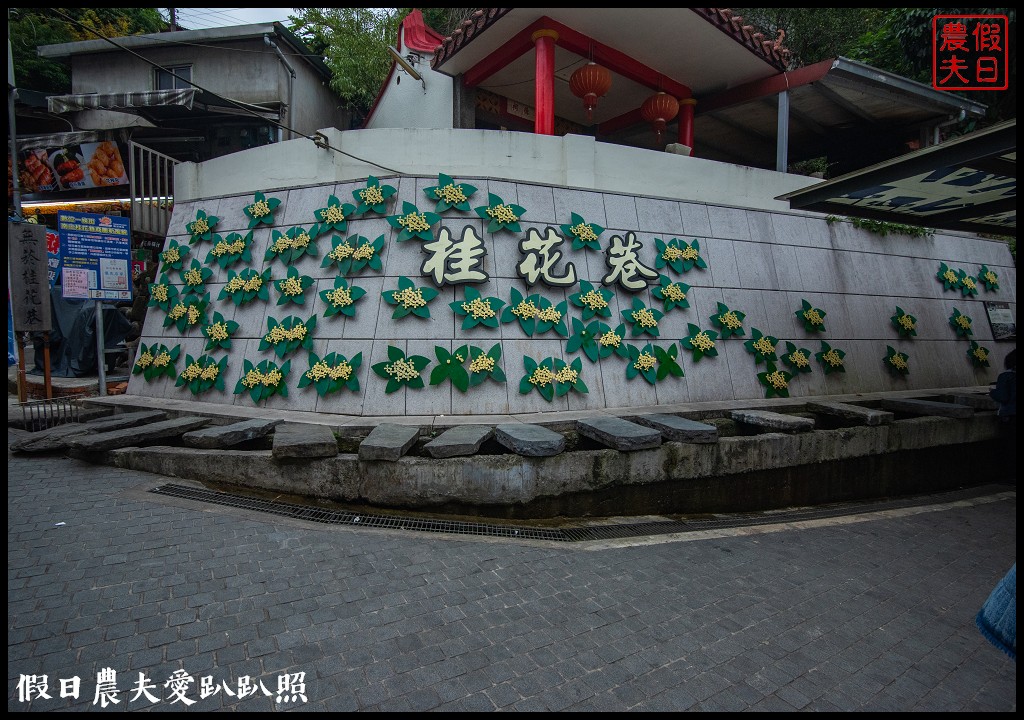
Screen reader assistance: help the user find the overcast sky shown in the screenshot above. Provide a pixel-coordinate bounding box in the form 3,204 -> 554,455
168,8 -> 298,30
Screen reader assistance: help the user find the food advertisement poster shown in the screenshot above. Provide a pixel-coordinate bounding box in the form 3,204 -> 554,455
11,140 -> 129,196
58,211 -> 132,301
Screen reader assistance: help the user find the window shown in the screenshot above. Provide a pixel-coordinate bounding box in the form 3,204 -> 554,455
156,65 -> 192,91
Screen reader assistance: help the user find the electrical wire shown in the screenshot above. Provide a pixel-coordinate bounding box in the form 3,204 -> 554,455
49,9 -> 405,175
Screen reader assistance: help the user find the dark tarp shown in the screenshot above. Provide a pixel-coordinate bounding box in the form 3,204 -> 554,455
30,285 -> 132,377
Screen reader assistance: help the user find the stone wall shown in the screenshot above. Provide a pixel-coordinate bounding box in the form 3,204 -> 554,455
127,175 -> 1016,416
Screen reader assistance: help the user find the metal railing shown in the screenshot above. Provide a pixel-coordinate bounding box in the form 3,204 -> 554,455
17,394 -> 85,432
128,141 -> 179,237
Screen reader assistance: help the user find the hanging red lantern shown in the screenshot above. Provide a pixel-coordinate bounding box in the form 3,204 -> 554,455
641,92 -> 679,146
569,62 -> 612,123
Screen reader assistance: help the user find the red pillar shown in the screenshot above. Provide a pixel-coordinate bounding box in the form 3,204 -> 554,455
531,29 -> 558,135
678,98 -> 696,155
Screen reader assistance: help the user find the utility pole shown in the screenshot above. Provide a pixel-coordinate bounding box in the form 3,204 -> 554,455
168,8 -> 176,30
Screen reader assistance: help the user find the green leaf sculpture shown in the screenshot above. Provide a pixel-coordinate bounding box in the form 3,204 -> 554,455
352,176 -> 396,216
235,358 -> 290,404
709,302 -> 745,339
132,342 -> 180,382
560,212 -> 604,251
159,238 -> 189,273
795,299 -> 826,332
220,267 -> 271,306
423,173 -> 477,213
626,343 -> 683,385
201,310 -> 239,352
949,308 -> 973,338
744,327 -> 779,365
175,353 -> 227,396
259,315 -> 316,359
467,344 -> 506,387
450,286 -> 504,330
185,208 -> 219,244
622,297 -> 663,338
313,194 -> 357,236
298,351 -> 362,396
273,266 -> 315,306
937,262 -> 960,291
655,237 -> 706,274
429,345 -> 471,393
891,306 -> 918,337
781,341 -> 814,374
163,292 -> 209,334
147,273 -> 177,313
534,296 -> 569,337
320,277 -> 366,319
243,191 -> 281,228
266,226 -> 318,266
569,280 -> 613,320
955,269 -> 979,297
966,341 -> 991,368
382,276 -> 439,319
680,323 -> 719,362
180,258 -> 212,292
475,192 -> 525,234
519,356 -> 587,401
652,275 -> 691,313
816,341 -> 846,374
205,231 -> 253,269
757,361 -> 794,399
321,234 -> 385,275
978,265 -> 999,292
501,287 -> 541,336
884,345 -> 910,375
388,201 -> 440,242
372,345 -> 430,393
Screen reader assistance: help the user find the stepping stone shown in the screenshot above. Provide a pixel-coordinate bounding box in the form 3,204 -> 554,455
807,401 -> 893,426
358,423 -> 420,461
730,409 -> 814,433
495,423 -> 565,457
183,418 -> 284,449
942,393 -> 998,411
11,410 -> 168,452
631,414 -> 719,443
424,425 -> 493,459
272,422 -> 338,459
577,416 -> 662,451
880,398 -> 973,419
67,416 -> 210,452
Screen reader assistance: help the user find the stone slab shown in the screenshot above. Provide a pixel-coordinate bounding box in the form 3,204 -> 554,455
730,409 -> 815,433
358,423 -> 420,461
942,393 -> 999,411
272,422 -> 339,459
631,414 -> 719,443
807,401 -> 894,426
495,423 -> 566,457
881,398 -> 974,419
423,425 -> 493,459
68,416 -> 211,452
577,416 -> 662,452
183,418 -> 284,449
10,410 -> 168,452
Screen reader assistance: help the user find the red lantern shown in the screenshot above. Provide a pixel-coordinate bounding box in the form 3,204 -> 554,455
569,62 -> 612,123
641,92 -> 679,146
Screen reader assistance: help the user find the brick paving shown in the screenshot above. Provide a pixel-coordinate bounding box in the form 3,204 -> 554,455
7,446 -> 1016,711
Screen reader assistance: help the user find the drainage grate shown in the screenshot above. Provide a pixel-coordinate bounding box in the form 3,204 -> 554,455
149,483 -> 1010,543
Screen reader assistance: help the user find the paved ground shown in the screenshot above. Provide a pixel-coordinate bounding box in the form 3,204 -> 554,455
7,446 -> 1016,712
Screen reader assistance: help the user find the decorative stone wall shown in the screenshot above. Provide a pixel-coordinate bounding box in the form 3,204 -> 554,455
127,174 -> 1016,417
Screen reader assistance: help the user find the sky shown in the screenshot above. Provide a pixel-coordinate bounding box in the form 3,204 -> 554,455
168,8 -> 298,30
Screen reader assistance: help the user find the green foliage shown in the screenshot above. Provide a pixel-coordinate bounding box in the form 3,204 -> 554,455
826,216 -> 933,238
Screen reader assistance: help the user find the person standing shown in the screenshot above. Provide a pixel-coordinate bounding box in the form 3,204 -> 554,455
989,349 -> 1016,479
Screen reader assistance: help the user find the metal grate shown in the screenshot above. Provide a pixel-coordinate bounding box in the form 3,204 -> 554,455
17,395 -> 84,432
149,483 -> 1009,543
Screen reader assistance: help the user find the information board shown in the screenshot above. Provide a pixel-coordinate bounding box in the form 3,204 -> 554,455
58,211 -> 132,301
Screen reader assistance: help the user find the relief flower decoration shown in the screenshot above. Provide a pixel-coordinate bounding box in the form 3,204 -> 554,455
937,262 -> 960,292
758,361 -> 794,399
220,267 -> 271,306
978,265 -> 999,292
795,299 -> 826,332
159,238 -> 189,273
321,234 -> 385,275
180,258 -> 212,292
175,353 -> 227,396
382,276 -> 439,319
743,327 -> 779,365
625,343 -> 684,385
567,319 -> 627,363
313,194 -> 357,236
132,342 -> 180,382
234,358 -> 290,404
273,266 -> 315,306
680,323 -> 719,362
652,275 -> 691,313
163,292 -> 209,334
320,277 -> 366,319
955,268 -> 979,297
815,341 -> 846,374
890,306 -> 918,338
501,287 -> 542,336
710,302 -> 745,339
201,310 -> 239,352
948,308 -> 973,338
450,286 -> 505,330
185,208 -> 219,244
560,212 -> 604,252
781,341 -> 814,374
569,280 -> 614,321
266,226 -> 318,266
622,297 -> 663,338
475,192 -> 525,234
243,191 -> 281,229
655,237 -> 706,274
388,200 -> 440,242
351,176 -> 396,217
533,296 -> 569,337
966,341 -> 990,369
205,231 -> 253,269
519,356 -> 587,402
298,351 -> 362,397
423,173 -> 477,213
467,344 -> 506,387
259,315 -> 317,359
884,345 -> 910,375
429,345 -> 472,393
147,273 -> 177,312
372,345 -> 431,393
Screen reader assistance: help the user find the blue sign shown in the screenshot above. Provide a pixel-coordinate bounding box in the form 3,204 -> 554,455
57,211 -> 132,301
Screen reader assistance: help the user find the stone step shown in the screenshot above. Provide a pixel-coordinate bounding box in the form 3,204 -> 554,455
358,423 -> 420,461
495,423 -> 565,457
183,418 -> 284,449
11,410 -> 168,452
730,409 -> 814,433
881,398 -> 973,419
272,423 -> 338,459
424,425 -> 493,459
942,393 -> 999,411
631,414 -> 719,443
67,416 -> 211,452
806,401 -> 893,426
577,416 -> 662,451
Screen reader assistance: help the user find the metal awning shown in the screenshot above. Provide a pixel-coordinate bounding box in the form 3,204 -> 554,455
16,130 -> 104,151
778,119 -> 1016,237
47,89 -> 196,114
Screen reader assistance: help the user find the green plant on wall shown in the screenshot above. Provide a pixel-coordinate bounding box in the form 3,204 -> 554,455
372,345 -> 431,393
937,262 -> 960,292
709,302 -> 745,339
949,308 -> 973,338
475,192 -> 525,234
429,345 -> 472,392
966,341 -> 991,369
235,358 -> 290,404
243,191 -> 281,228
655,237 -> 706,274
978,265 -> 1000,292
815,341 -> 846,374
321,234 -> 385,275
622,297 -> 663,338
560,212 -> 604,251
298,351 -> 362,397
955,269 -> 979,297
313,194 -> 357,236
891,306 -> 918,337
884,345 -> 910,375
132,342 -> 180,382
351,176 -> 396,216
273,266 -> 315,306
185,208 -> 219,244
175,353 -> 227,396
260,315 -> 317,359
467,344 -> 506,387
320,277 -> 366,319
680,323 -> 719,362
201,310 -> 239,352
569,280 -> 614,320
795,299 -> 826,332
163,292 -> 209,334
220,267 -> 271,306
652,275 -> 691,313
388,201 -> 440,242
519,356 -> 587,401
159,238 -> 189,273
266,226 -> 318,266
757,361 -> 794,399
744,327 -> 779,365
781,341 -> 813,374
423,173 -> 477,213
205,231 -> 253,269
180,258 -> 212,293
382,276 -> 439,319
827,216 -> 932,238
450,286 -> 505,330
